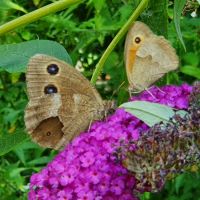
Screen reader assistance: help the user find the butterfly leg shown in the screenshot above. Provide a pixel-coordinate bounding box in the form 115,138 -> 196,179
88,119 -> 94,131
128,87 -> 139,97
155,86 -> 166,94
144,87 -> 157,100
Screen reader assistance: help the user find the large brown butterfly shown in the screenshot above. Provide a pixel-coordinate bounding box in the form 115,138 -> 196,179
25,54 -> 114,150
124,21 -> 179,91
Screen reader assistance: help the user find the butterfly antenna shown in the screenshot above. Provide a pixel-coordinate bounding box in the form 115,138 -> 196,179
110,81 -> 126,100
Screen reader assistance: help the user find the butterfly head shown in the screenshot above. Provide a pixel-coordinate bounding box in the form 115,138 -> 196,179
102,100 -> 117,117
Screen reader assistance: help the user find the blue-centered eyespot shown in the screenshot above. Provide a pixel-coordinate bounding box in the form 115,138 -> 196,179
44,85 -> 58,94
47,64 -> 59,75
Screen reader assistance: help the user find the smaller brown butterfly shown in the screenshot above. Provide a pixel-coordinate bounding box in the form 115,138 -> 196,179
124,21 -> 179,92
25,54 -> 114,150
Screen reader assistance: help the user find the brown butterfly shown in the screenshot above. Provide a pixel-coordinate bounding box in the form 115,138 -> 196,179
25,54 -> 114,150
124,21 -> 179,92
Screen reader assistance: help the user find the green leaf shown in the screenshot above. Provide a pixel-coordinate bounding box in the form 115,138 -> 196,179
176,110 -> 188,118
0,130 -> 28,156
0,0 -> 27,13
175,174 -> 185,193
12,148 -> 26,165
3,109 -> 21,124
173,0 -> 187,51
141,0 -> 168,37
91,0 -> 105,12
143,192 -> 151,199
0,40 -> 72,73
33,0 -> 41,6
183,52 -> 199,67
27,156 -> 54,165
120,101 -> 175,127
180,65 -> 200,79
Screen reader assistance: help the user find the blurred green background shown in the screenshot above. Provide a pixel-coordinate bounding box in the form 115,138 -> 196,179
0,0 -> 199,199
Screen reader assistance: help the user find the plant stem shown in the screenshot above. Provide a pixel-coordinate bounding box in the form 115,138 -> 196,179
90,0 -> 149,85
0,0 -> 83,36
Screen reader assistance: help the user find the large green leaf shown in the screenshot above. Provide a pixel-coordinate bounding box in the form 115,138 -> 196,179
0,40 -> 72,73
120,101 -> 175,127
0,129 -> 28,156
173,0 -> 187,51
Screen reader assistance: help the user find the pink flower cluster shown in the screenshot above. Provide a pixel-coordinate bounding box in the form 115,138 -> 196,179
29,84 -> 192,200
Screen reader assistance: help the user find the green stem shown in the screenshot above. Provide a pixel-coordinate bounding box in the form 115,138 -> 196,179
90,0 -> 149,85
0,0 -> 83,36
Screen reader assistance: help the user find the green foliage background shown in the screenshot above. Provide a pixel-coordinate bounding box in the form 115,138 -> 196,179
0,0 -> 199,199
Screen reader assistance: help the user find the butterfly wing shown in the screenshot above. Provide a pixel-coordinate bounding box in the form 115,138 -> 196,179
25,94 -> 64,148
131,36 -> 178,90
25,54 -> 104,149
124,21 -> 153,88
124,21 -> 178,91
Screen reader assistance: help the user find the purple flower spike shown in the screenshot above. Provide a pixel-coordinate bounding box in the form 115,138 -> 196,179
29,84 -> 192,200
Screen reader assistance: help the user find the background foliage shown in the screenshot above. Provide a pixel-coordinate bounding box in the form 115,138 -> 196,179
0,0 -> 199,199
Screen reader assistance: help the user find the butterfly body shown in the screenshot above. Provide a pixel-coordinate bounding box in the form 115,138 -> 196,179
25,54 -> 112,149
124,21 -> 179,91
